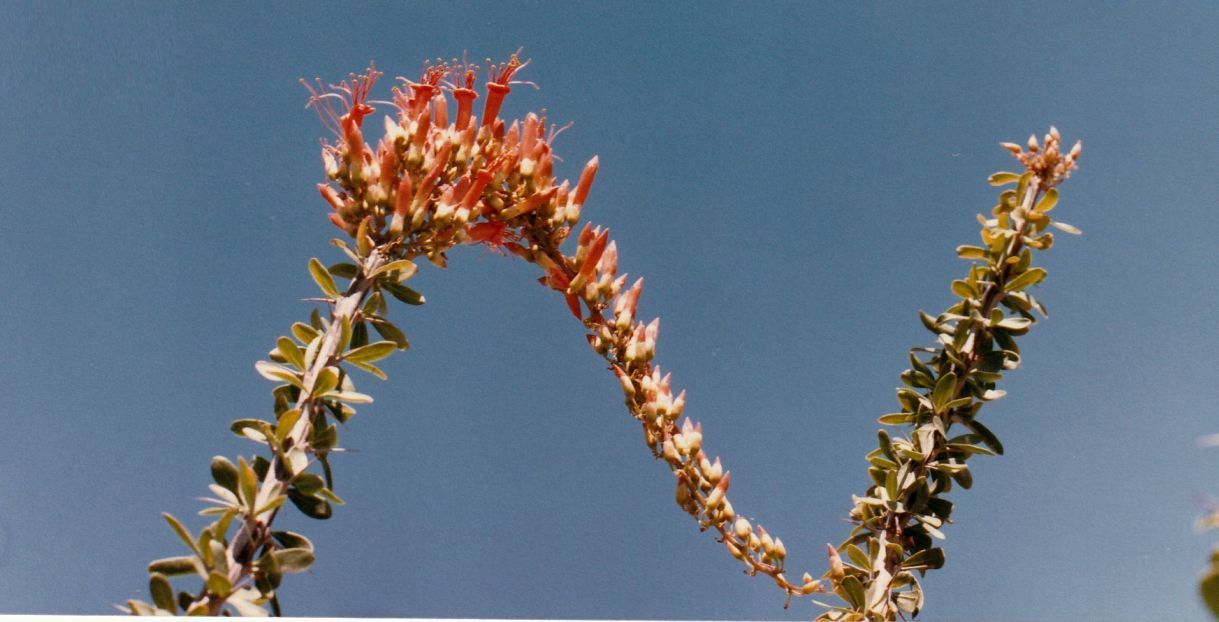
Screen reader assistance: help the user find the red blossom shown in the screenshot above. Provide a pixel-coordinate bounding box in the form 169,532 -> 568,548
482,51 -> 533,127
302,65 -> 382,148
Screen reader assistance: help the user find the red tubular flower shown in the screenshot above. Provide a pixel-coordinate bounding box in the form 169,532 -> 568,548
411,106 -> 431,149
449,60 -> 479,130
302,66 -> 382,154
482,52 -> 528,127
467,221 -> 509,248
394,174 -> 413,216
521,113 -> 540,162
432,94 -> 449,129
318,184 -> 345,211
500,186 -> 556,219
378,146 -> 397,188
412,143 -> 452,207
573,156 -> 599,207
327,212 -> 348,232
578,229 -> 610,282
396,62 -> 448,121
459,170 -> 493,212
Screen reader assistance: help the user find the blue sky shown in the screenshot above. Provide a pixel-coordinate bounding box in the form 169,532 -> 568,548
2,2 -> 1218,620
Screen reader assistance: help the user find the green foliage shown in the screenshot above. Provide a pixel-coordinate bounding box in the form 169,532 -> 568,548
816,130 -> 1081,621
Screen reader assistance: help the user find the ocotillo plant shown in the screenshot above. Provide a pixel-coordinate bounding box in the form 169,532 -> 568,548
128,54 -> 1081,619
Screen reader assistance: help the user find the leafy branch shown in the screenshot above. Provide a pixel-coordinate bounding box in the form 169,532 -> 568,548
816,130 -> 1082,621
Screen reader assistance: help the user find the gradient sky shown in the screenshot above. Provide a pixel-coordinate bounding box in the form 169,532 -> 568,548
2,2 -> 1218,620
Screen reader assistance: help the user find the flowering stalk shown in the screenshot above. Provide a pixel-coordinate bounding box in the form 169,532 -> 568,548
814,130 -> 1082,621
129,55 -> 822,616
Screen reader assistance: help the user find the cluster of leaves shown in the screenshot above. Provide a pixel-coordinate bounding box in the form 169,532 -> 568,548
816,130 -> 1082,621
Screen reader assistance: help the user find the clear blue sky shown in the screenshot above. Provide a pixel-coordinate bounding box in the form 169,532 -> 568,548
2,2 -> 1218,620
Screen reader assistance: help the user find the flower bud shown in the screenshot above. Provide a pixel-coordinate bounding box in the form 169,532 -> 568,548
827,544 -> 845,582
734,517 -> 752,540
707,457 -> 723,483
725,540 -> 745,561
675,477 -> 691,506
662,438 -> 679,463
720,499 -> 734,523
572,156 -> 599,208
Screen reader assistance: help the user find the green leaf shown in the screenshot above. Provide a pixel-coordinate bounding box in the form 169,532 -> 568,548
956,245 -> 988,260
238,457 -> 258,511
877,429 -> 894,459
345,341 -> 396,364
1034,187 -> 1058,212
996,316 -> 1033,331
1051,220 -> 1082,235
293,473 -> 325,496
288,489 -> 332,520
1003,267 -> 1046,292
214,509 -> 237,540
963,418 -> 1005,455
275,409 -> 302,443
902,547 -> 946,570
313,367 -> 339,397
230,419 -> 271,442
207,571 -> 232,598
951,280 -> 977,299
210,456 -> 240,494
208,540 -> 228,576
322,390 -> 373,404
327,262 -> 358,279
276,337 -> 305,369
308,257 -> 340,297
931,373 -> 957,412
255,361 -> 304,389
947,443 -> 996,457
163,513 -> 200,556
371,259 -> 418,281
372,320 -> 410,350
257,550 -> 283,592
338,316 -> 352,353
384,282 -> 426,305
951,466 -> 973,490
988,172 -> 1021,186
878,412 -> 913,425
840,575 -> 866,609
271,531 -> 314,551
148,556 -> 199,577
317,487 -> 345,505
272,548 -> 316,574
349,359 -> 387,380
350,320 -> 369,349
291,322 -> 319,344
149,572 -> 177,611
